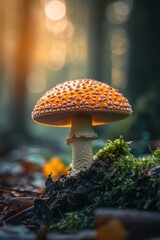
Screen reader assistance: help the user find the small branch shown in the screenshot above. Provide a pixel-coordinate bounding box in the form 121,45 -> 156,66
5,206 -> 34,224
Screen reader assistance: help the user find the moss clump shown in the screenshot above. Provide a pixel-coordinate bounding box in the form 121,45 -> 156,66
52,137 -> 160,231
93,136 -> 132,161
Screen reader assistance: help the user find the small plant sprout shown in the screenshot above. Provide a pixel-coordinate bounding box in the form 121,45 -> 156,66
32,79 -> 132,175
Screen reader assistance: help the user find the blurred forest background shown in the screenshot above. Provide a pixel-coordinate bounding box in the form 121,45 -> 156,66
0,0 -> 160,161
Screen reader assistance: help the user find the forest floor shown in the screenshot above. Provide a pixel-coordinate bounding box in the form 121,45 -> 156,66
1,137 -> 160,239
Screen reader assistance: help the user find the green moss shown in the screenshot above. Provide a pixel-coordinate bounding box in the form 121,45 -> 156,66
52,137 -> 160,231
93,136 -> 132,161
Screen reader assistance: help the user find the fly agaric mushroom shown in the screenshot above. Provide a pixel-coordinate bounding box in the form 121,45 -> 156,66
32,79 -> 132,174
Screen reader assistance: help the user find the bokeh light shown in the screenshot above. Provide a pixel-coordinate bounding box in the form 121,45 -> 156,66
111,54 -> 127,68
57,20 -> 74,42
46,47 -> 66,71
44,0 -> 66,21
53,19 -> 69,33
110,28 -> 129,55
111,67 -> 125,88
109,28 -> 129,89
66,43 -> 79,63
106,0 -> 131,24
26,73 -> 46,93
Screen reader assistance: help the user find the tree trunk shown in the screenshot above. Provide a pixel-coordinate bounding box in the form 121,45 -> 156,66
127,0 -> 160,140
87,0 -> 111,83
9,0 -> 37,138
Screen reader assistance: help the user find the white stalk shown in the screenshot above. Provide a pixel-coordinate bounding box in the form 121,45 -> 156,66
66,114 -> 97,174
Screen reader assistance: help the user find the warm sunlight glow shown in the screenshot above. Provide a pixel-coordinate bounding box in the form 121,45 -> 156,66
53,19 -> 69,33
45,18 -> 72,35
62,20 -> 74,40
26,73 -> 46,93
45,18 -> 56,32
46,47 -> 66,71
67,43 -> 79,62
44,0 -> 66,21
45,19 -> 74,44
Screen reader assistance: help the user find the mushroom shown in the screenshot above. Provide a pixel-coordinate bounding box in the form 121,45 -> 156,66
32,79 -> 132,174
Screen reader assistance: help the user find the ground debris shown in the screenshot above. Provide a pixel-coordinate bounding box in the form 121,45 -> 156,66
1,137 -> 160,239
0,186 -> 42,222
3,157 -> 112,228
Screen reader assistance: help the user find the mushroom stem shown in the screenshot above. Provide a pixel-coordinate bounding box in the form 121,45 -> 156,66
66,114 -> 97,174
71,137 -> 93,173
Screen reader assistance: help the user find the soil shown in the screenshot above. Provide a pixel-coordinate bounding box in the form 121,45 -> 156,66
5,157 -> 113,229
